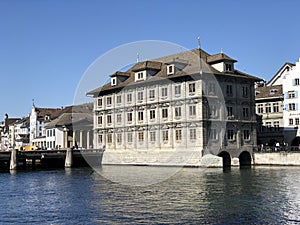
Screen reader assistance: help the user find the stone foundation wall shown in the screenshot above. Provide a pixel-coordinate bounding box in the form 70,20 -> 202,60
253,152 -> 300,166
102,150 -> 223,167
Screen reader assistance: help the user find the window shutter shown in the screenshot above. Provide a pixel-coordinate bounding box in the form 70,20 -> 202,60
285,104 -> 288,111
292,79 -> 295,86
296,103 -> 299,111
296,91 -> 298,98
285,92 -> 288,99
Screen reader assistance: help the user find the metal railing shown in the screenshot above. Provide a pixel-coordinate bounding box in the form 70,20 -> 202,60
254,146 -> 300,153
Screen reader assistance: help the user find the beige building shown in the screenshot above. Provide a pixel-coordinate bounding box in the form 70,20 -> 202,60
255,84 -> 284,146
88,49 -> 261,166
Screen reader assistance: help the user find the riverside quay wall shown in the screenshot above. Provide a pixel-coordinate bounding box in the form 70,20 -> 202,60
253,152 -> 300,166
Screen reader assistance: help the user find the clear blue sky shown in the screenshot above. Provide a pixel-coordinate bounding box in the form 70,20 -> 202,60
1,0 -> 300,118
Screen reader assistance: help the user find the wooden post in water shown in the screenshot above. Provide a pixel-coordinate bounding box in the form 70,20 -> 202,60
10,149 -> 18,170
65,148 -> 73,168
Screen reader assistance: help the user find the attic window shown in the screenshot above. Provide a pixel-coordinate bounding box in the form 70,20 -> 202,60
225,63 -> 233,72
135,71 -> 146,82
167,65 -> 175,75
45,115 -> 50,120
270,89 -> 278,95
111,77 -> 117,86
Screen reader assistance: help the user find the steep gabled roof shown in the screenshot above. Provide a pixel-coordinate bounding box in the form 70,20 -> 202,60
267,62 -> 295,86
6,118 -> 20,126
35,107 -> 64,122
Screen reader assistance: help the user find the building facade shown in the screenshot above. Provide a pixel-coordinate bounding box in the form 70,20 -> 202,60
282,58 -> 300,146
30,104 -> 65,148
44,105 -> 93,150
256,59 -> 300,147
1,114 -> 20,150
14,117 -> 30,148
255,84 -> 284,146
88,49 -> 260,166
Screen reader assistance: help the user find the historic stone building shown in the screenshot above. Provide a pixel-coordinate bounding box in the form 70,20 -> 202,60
88,49 -> 260,166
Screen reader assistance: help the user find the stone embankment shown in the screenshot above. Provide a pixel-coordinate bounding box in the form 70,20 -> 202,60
253,152 -> 300,166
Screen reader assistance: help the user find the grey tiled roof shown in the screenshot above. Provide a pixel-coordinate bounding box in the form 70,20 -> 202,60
207,53 -> 237,64
87,49 -> 261,96
255,85 -> 283,99
45,103 -> 93,129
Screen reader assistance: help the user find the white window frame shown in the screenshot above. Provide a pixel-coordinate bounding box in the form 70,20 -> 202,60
149,89 -> 155,99
135,71 -> 146,81
150,131 -> 156,142
161,87 -> 168,98
149,110 -> 156,120
167,65 -> 175,75
175,85 -> 181,96
111,77 -> 117,86
190,129 -> 196,140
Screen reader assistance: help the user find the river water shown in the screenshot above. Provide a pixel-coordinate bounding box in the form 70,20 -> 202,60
1,166 -> 300,224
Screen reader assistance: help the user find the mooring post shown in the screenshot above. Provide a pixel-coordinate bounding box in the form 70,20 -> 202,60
65,148 -> 73,168
10,149 -> 18,170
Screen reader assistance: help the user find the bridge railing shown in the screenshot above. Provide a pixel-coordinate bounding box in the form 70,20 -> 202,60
17,148 -> 104,155
254,146 -> 300,153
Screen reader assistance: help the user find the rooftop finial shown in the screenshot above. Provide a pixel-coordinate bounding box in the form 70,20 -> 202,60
32,99 -> 35,107
221,48 -> 223,54
197,36 -> 203,75
136,53 -> 139,63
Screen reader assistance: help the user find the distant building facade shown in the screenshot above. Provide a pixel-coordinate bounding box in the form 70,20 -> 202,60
255,84 -> 284,146
0,114 -> 20,150
255,59 -> 300,147
14,117 -> 30,148
282,59 -> 300,146
88,49 -> 260,166
30,104 -> 65,148
44,104 -> 93,149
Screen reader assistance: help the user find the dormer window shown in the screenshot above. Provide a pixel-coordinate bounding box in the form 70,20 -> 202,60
111,77 -> 117,86
270,89 -> 278,95
207,53 -> 237,73
135,71 -> 146,82
225,63 -> 233,72
138,72 -> 143,79
167,65 -> 175,75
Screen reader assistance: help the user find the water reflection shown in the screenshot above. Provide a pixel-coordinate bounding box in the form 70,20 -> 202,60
91,166 -> 300,224
1,167 -> 300,224
95,165 -> 188,186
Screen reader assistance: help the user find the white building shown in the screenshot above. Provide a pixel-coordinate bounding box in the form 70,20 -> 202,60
44,104 -> 93,149
30,104 -> 64,148
13,117 -> 30,149
256,59 -> 300,148
282,58 -> 300,146
1,114 -> 20,150
88,49 -> 261,166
